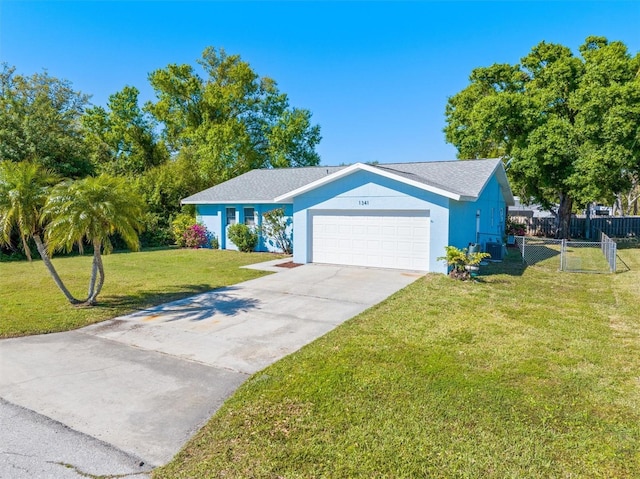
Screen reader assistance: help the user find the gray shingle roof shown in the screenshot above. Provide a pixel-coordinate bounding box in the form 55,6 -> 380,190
376,159 -> 502,198
182,159 -> 512,204
181,166 -> 346,203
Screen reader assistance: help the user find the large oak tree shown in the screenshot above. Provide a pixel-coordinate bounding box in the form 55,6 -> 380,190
445,36 -> 640,238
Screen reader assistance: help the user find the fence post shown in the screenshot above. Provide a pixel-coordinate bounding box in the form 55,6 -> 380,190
560,239 -> 567,271
610,240 -> 616,273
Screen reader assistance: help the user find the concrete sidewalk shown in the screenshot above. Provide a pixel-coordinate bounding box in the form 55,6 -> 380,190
0,263 -> 423,477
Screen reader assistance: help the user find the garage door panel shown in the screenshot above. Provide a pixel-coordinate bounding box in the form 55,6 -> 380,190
311,211 -> 430,271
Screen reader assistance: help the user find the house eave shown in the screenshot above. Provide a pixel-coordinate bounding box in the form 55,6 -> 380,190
181,199 -> 293,205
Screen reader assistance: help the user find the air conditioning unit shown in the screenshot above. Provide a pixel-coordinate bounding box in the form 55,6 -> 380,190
485,242 -> 503,261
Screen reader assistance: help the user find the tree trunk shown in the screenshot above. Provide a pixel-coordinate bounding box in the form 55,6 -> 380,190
21,234 -> 32,262
556,192 -> 573,239
87,248 -> 99,300
85,239 -> 105,306
33,235 -> 81,305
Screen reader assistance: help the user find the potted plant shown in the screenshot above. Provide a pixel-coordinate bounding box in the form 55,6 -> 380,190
438,246 -> 490,280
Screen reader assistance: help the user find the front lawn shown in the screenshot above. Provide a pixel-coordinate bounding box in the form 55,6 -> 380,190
154,247 -> 640,478
0,249 -> 285,337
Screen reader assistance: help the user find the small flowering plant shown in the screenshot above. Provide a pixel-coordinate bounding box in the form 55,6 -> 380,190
183,223 -> 210,248
506,219 -> 527,236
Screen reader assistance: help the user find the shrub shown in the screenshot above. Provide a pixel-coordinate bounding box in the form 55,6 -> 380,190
437,245 -> 491,280
260,207 -> 292,254
172,213 -> 196,247
139,212 -> 173,247
227,223 -> 259,252
184,224 -> 210,249
210,234 -> 219,250
507,218 -> 527,236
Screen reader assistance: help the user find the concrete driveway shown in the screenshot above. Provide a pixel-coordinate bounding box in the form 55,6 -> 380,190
0,262 -> 422,477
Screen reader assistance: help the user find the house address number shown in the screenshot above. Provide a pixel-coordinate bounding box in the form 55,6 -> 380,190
358,200 -> 369,206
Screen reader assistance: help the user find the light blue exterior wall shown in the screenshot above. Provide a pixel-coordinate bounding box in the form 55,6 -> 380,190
448,174 -> 506,251
196,203 -> 293,252
291,170 -> 451,273
447,200 -> 478,251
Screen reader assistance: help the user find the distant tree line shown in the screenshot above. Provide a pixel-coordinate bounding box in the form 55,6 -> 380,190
0,47 -> 321,258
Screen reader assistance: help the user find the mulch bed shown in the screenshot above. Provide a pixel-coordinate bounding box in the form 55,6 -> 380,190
275,261 -> 303,269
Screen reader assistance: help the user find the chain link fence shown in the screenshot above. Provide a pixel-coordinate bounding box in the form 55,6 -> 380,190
515,234 -> 617,273
515,237 -> 562,267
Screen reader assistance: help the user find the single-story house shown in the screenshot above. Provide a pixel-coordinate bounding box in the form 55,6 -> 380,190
181,158 -> 515,274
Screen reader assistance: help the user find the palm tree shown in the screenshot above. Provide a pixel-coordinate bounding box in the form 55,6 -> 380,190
0,161 -> 79,303
0,161 -> 48,261
43,174 -> 146,305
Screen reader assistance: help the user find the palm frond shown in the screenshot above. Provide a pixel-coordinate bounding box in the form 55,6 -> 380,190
0,160 -> 57,249
43,174 -> 146,254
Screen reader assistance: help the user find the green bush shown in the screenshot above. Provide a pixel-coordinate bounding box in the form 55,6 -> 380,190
260,207 -> 292,254
139,212 -> 173,248
171,213 -> 196,247
227,223 -> 259,253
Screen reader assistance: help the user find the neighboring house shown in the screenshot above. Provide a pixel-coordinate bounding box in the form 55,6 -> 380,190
182,158 -> 514,274
509,196 -> 555,218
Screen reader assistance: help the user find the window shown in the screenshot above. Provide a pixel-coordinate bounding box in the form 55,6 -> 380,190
244,207 -> 255,226
226,207 -> 236,226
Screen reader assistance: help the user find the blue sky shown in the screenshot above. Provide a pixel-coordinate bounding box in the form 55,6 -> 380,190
1,1 -> 639,166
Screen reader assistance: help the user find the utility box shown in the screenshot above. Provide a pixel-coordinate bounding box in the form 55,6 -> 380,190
485,242 -> 503,261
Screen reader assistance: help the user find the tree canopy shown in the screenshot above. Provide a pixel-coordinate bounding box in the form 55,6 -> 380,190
146,47 -> 322,186
82,85 -> 169,176
0,64 -> 93,178
0,160 -> 56,261
444,36 -> 640,238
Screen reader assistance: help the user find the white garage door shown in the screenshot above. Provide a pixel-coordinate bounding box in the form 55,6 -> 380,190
311,210 -> 430,271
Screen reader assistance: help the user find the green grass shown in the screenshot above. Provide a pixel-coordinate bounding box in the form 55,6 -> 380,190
154,248 -> 640,478
0,248 -> 285,337
564,244 -> 613,272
